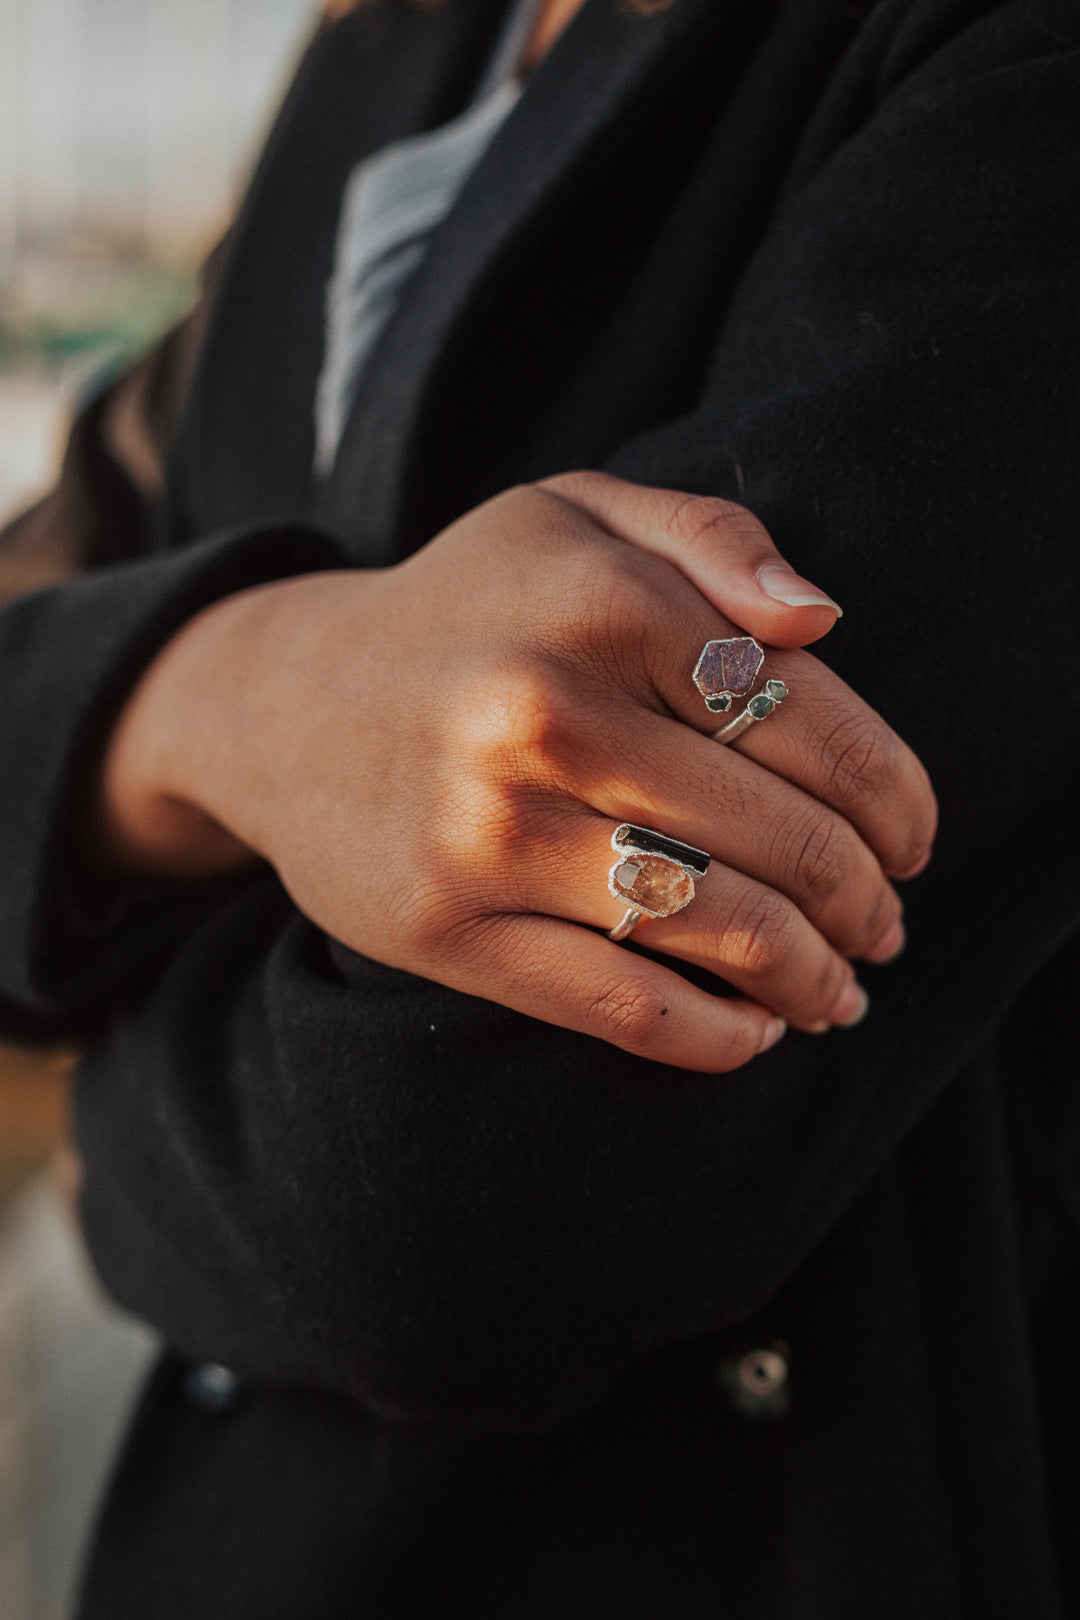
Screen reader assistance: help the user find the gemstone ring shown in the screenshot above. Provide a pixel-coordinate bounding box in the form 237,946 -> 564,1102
692,634 -> 789,745
712,678 -> 789,744
608,823 -> 711,942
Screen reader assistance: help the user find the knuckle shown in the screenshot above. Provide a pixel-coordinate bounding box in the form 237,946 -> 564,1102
668,493 -> 767,555
400,871 -> 475,961
449,779 -> 565,895
588,976 -> 672,1058
787,810 -> 853,907
669,493 -> 733,551
725,890 -> 797,978
578,566 -> 653,665
849,885 -> 898,956
434,907 -> 523,980
465,663 -> 579,777
818,710 -> 897,811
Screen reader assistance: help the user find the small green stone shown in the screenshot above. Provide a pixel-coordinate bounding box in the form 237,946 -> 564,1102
748,693 -> 775,720
765,679 -> 788,702
705,693 -> 733,713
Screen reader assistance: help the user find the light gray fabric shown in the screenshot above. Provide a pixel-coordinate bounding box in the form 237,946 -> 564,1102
314,0 -> 540,475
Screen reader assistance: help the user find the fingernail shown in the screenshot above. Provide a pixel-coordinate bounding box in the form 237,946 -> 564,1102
830,982 -> 870,1028
757,1016 -> 787,1054
896,845 -> 933,880
865,918 -> 906,964
757,564 -> 842,616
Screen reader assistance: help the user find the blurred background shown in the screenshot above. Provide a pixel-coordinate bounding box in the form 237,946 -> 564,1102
1,2 -> 314,1613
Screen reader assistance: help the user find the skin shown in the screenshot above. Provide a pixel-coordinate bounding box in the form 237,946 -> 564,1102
520,0 -> 591,71
96,474 -> 936,1072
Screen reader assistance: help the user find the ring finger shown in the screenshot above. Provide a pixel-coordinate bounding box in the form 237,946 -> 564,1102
560,709 -> 904,965
511,808 -> 869,1034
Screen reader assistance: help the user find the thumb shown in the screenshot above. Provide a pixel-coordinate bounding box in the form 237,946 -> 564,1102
537,471 -> 841,649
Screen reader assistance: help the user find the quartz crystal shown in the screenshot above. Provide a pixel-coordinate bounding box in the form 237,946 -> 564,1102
611,855 -> 695,917
693,637 -> 764,701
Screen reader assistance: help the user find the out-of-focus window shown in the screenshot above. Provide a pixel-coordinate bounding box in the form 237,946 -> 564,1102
1,12 -> 316,1615
0,0 -> 314,525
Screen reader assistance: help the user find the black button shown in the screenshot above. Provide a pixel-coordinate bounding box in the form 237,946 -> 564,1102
717,1340 -> 791,1419
184,1362 -> 242,1413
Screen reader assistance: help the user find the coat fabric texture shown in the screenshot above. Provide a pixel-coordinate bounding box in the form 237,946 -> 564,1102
1,0 -> 1079,1613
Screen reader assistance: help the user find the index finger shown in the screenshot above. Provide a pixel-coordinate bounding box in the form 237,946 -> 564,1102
536,470 -> 842,649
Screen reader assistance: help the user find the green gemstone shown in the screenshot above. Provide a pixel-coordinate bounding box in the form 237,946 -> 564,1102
765,679 -> 788,702
705,694 -> 733,713
748,694 -> 775,720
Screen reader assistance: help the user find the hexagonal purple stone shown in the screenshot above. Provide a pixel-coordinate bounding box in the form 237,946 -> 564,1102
693,636 -> 764,701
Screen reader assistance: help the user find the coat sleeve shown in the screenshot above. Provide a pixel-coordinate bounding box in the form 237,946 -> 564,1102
63,2 -> 1080,1429
0,296 -> 348,1040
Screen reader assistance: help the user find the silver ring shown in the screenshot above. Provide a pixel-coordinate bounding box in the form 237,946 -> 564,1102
692,634 -> 788,744
713,679 -> 789,744
607,823 -> 710,942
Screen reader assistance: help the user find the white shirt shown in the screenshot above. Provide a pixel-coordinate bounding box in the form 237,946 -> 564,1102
313,0 -> 541,475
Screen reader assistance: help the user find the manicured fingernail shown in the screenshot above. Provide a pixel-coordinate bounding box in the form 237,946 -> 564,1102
831,982 -> 870,1028
865,918 -> 906,963
757,564 -> 842,616
757,1016 -> 787,1054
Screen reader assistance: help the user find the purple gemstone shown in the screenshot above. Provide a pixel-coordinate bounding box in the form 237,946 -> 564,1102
693,637 -> 764,700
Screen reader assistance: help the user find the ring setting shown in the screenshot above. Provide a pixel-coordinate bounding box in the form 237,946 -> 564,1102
692,635 -> 764,713
693,635 -> 789,743
608,824 -> 710,942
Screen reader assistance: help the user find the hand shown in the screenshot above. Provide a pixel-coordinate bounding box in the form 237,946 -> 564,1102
96,473 -> 936,1072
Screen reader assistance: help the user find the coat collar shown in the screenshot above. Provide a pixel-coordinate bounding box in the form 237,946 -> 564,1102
171,0 -> 739,556
169,0 -> 507,540
320,0 -> 740,558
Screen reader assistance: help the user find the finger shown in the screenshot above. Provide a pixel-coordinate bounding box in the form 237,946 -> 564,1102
512,811 -> 868,1034
627,608 -> 936,883
629,865 -> 868,1033
536,470 -> 842,649
444,910 -> 786,1073
559,713 -> 905,963
701,647 -> 939,883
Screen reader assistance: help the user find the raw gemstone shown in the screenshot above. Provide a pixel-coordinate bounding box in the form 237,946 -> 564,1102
765,679 -> 788,702
612,824 -> 710,877
748,693 -> 775,719
705,693 -> 733,714
693,637 -> 764,701
611,854 -> 694,918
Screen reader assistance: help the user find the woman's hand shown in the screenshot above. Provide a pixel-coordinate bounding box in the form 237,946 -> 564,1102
96,474 -> 936,1072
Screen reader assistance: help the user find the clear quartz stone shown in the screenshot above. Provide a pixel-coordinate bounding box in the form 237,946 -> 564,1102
611,854 -> 694,917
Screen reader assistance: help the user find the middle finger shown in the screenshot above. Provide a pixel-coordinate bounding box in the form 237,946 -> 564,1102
566,706 -> 904,962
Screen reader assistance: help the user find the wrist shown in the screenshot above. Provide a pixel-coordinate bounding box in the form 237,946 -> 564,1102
94,571 -> 362,877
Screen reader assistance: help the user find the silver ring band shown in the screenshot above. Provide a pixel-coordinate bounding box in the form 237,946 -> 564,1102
609,908 -> 644,942
713,679 -> 789,744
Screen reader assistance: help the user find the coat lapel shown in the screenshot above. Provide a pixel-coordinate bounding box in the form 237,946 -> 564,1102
168,0 -> 508,540
319,0 -> 739,560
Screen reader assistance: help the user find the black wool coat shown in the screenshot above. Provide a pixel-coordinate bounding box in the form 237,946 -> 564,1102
1,0 -> 1079,1614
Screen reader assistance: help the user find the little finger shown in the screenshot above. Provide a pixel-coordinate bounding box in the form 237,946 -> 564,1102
445,910 -> 786,1073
